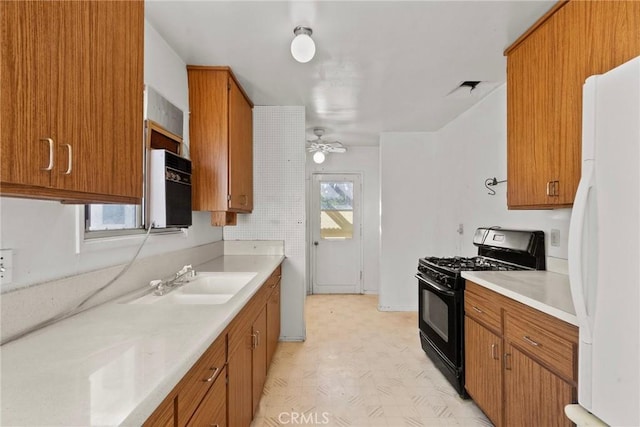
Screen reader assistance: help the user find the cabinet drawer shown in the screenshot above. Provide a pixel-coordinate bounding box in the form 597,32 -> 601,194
504,312 -> 575,381
177,334 -> 226,426
465,289 -> 502,333
265,265 -> 282,290
187,366 -> 227,427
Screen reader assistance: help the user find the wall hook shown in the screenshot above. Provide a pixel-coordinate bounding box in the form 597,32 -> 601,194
485,177 -> 507,196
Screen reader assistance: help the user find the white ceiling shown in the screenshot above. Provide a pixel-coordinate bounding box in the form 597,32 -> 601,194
145,1 -> 554,146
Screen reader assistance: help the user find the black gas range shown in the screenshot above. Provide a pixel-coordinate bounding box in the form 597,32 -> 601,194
416,227 -> 546,397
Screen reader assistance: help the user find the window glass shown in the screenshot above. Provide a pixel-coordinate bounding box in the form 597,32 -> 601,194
320,181 -> 353,239
85,204 -> 142,232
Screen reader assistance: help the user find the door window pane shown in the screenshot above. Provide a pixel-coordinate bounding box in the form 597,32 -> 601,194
320,181 -> 353,239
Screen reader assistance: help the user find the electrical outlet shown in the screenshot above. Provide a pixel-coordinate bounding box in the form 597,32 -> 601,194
550,229 -> 561,247
1,249 -> 13,285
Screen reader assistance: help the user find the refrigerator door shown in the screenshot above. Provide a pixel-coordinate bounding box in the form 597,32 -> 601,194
569,74 -> 599,410
568,157 -> 596,408
589,56 -> 640,426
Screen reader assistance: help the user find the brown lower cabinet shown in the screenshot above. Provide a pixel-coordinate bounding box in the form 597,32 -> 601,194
464,281 -> 578,427
504,344 -> 574,427
464,316 -> 502,426
144,264 -> 282,427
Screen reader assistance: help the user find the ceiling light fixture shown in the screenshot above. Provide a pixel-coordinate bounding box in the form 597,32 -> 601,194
312,151 -> 326,164
291,26 -> 315,63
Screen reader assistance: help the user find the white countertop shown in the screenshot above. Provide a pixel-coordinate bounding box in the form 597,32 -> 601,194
0,255 -> 284,427
461,270 -> 578,326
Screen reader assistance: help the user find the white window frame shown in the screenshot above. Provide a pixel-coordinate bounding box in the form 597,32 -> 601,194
76,205 -> 188,254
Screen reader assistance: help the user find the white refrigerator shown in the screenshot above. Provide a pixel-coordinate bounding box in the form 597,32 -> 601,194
567,55 -> 640,426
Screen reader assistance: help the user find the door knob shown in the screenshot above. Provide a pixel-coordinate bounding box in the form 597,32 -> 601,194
313,241 -> 318,246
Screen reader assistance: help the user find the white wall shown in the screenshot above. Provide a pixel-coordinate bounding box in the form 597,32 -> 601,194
306,146 -> 380,294
379,133 -> 439,310
0,20 -> 222,293
379,85 -> 571,311
224,106 -> 306,341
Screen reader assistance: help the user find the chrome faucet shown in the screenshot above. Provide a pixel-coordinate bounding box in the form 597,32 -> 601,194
150,265 -> 196,296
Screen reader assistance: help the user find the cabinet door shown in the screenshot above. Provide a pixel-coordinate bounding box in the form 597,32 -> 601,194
227,77 -> 253,212
266,282 -> 281,369
252,307 -> 267,416
55,0 -> 143,200
187,367 -> 227,427
52,1 -> 89,193
506,18 -> 558,208
464,316 -> 502,426
551,3 -> 585,206
583,1 -> 640,77
504,344 -> 574,427
228,326 -> 253,427
85,0 -> 143,199
1,0 -> 56,189
188,68 -> 230,212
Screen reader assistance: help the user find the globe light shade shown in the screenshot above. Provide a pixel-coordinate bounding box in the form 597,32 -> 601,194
291,27 -> 315,63
312,151 -> 325,164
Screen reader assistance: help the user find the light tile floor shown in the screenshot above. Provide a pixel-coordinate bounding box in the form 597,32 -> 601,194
251,295 -> 492,427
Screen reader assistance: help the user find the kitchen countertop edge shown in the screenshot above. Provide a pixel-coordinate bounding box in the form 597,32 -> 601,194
461,270 -> 579,327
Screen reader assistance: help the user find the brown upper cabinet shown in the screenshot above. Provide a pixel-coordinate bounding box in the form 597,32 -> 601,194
0,0 -> 144,204
505,0 -> 640,209
187,66 -> 254,226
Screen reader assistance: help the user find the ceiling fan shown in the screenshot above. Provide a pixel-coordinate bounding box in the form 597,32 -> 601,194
306,128 -> 346,163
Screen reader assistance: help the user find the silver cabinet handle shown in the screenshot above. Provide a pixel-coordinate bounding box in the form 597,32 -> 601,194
203,366 -> 219,383
255,330 -> 261,347
523,335 -> 541,347
62,144 -> 72,175
546,181 -> 551,196
491,343 -> 498,360
472,306 -> 483,313
40,138 -> 54,170
251,333 -> 257,349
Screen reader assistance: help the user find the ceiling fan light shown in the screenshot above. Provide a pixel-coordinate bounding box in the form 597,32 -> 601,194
291,26 -> 315,63
313,151 -> 325,164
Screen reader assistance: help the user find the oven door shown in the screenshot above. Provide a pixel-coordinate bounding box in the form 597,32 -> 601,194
416,272 -> 462,368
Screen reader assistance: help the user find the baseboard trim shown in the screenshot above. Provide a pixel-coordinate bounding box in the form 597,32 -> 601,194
377,304 -> 417,312
279,336 -> 306,342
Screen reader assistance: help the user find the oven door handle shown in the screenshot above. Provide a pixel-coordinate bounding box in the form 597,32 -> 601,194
415,274 -> 456,297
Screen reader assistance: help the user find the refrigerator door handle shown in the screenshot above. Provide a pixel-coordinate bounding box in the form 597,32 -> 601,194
568,159 -> 595,344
